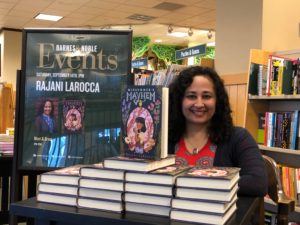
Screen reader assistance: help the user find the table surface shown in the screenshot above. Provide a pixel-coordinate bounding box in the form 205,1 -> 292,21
10,196 -> 261,225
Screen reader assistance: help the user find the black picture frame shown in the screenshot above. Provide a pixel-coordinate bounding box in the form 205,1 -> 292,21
16,29 -> 132,171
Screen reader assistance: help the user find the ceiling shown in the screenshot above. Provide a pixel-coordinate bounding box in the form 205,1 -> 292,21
0,0 -> 216,46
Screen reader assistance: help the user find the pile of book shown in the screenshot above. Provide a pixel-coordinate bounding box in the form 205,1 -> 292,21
37,164 -> 81,206
170,167 -> 240,225
122,164 -> 188,217
0,134 -> 14,156
77,162 -> 125,212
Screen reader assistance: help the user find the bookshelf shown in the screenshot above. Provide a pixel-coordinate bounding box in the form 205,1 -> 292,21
244,49 -> 300,222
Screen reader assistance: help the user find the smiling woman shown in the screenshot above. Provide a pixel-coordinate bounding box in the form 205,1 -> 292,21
168,66 -> 268,198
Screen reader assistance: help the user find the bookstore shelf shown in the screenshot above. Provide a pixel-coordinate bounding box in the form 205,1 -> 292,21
245,49 -> 300,222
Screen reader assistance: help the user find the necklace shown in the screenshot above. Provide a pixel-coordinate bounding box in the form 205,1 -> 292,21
184,137 -> 208,155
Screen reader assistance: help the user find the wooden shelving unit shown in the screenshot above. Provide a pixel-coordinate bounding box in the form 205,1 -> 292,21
245,49 -> 300,222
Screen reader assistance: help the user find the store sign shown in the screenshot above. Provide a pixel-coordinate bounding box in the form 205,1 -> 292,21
175,44 -> 206,60
132,58 -> 148,68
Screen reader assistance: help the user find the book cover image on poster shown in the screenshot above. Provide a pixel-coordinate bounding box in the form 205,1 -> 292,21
120,85 -> 168,160
63,99 -> 85,133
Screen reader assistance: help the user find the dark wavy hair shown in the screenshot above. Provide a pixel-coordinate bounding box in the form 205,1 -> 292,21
135,116 -> 146,132
168,66 -> 233,145
38,99 -> 54,117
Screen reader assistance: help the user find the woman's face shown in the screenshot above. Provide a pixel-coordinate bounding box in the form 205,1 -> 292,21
182,75 -> 216,126
43,101 -> 52,116
136,121 -> 143,130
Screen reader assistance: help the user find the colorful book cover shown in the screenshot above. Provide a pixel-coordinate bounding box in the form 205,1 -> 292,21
63,99 -> 85,133
120,85 -> 168,160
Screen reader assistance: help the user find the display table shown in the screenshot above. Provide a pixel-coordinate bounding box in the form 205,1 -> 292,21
0,155 -> 13,224
10,196 -> 263,225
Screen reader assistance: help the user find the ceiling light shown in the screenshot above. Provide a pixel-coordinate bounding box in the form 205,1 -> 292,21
168,32 -> 188,37
188,28 -> 193,36
34,13 -> 63,22
168,25 -> 173,34
207,30 -> 213,39
154,39 -> 162,43
207,42 -> 215,47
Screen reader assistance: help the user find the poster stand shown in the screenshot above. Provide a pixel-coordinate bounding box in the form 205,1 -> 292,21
9,29 -> 132,225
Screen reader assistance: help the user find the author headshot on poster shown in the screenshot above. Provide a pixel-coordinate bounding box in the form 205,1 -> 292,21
35,99 -> 57,134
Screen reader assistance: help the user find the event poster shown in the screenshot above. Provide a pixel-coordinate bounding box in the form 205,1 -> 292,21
20,29 -> 132,169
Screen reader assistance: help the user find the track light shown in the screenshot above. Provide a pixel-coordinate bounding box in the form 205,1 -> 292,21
168,25 -> 173,33
188,28 -> 193,36
207,30 -> 213,39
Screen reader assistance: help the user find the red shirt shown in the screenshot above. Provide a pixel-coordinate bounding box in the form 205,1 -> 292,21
175,138 -> 217,168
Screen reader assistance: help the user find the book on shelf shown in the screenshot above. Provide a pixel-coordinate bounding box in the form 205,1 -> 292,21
124,192 -> 172,206
125,164 -> 190,185
37,183 -> 78,196
39,164 -> 83,186
264,211 -> 277,225
248,62 -> 260,95
170,203 -> 237,225
125,182 -> 174,196
103,155 -> 175,172
257,112 -> 266,144
171,195 -> 238,214
79,177 -> 124,192
175,167 -> 240,190
175,183 -> 239,202
37,192 -> 77,206
133,68 -> 154,86
77,196 -> 124,212
163,64 -> 187,87
125,202 -> 170,217
79,162 -> 125,180
120,85 -> 169,160
78,187 -> 123,202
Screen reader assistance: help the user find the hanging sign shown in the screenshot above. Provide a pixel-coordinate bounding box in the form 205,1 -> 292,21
175,44 -> 206,60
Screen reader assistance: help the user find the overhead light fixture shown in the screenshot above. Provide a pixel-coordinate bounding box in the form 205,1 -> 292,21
207,42 -> 215,47
34,13 -> 63,22
168,25 -> 173,34
154,39 -> 162,43
188,28 -> 193,36
168,32 -> 188,38
207,30 -> 213,39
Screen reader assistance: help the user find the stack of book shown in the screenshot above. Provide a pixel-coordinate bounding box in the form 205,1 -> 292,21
37,164 -> 82,206
77,162 -> 125,212
123,164 -> 188,217
0,134 -> 14,156
170,167 -> 240,225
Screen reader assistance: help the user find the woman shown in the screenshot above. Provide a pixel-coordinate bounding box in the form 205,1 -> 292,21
35,99 -> 56,166
168,66 -> 267,197
35,99 -> 56,134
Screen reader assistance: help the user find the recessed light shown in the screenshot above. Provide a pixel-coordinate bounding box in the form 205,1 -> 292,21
154,39 -> 162,43
35,13 -> 63,22
167,32 -> 188,38
207,42 -> 215,47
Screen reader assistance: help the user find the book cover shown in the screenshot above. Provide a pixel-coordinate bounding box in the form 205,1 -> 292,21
37,192 -> 77,206
103,155 -> 175,172
170,203 -> 237,225
171,195 -> 237,214
257,112 -> 265,144
63,99 -> 85,133
78,187 -> 123,202
79,177 -> 124,192
124,192 -> 172,206
120,85 -> 169,160
125,202 -> 170,217
176,167 -> 240,190
125,165 -> 190,185
37,183 -> 78,196
40,164 -> 83,185
125,181 -> 174,196
175,183 -> 239,202
248,63 -> 259,95
77,196 -> 124,212
79,162 -> 125,181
